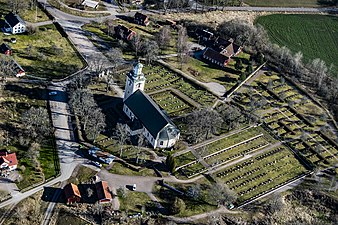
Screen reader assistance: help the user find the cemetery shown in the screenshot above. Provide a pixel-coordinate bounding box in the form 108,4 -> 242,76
214,146 -> 308,203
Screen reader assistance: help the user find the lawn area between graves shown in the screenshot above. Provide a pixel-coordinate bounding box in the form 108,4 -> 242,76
214,145 -> 308,203
142,64 -> 216,107
0,24 -> 84,79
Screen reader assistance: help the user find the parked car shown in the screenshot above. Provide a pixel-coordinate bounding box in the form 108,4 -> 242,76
10,38 -> 16,43
132,184 -> 136,191
93,161 -> 102,168
49,91 -> 57,96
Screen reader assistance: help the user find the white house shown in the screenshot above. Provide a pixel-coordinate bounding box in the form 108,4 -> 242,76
82,0 -> 99,9
123,62 -> 180,149
4,12 -> 26,34
0,150 -> 18,171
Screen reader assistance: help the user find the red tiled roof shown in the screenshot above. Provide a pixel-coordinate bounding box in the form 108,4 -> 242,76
64,183 -> 81,198
96,181 -> 112,201
0,152 -> 17,167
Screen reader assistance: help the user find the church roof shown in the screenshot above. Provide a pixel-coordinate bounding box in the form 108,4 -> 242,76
124,90 -> 173,137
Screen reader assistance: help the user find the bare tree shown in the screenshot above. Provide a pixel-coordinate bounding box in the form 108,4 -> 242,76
69,89 -> 96,131
156,25 -> 171,50
131,34 -> 143,57
0,56 -> 16,79
142,40 -> 159,64
115,123 -> 129,158
207,182 -> 237,206
21,107 -> 51,140
86,108 -> 106,141
89,57 -> 106,75
176,26 -> 190,68
187,108 -> 223,143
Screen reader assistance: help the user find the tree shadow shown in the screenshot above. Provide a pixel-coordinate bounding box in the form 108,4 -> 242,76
41,187 -> 64,203
116,15 -> 135,24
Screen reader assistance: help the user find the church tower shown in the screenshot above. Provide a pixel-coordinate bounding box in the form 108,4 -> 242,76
123,61 -> 146,101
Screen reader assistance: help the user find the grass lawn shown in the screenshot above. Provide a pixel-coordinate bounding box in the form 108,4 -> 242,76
175,151 -> 197,167
244,0 -> 325,7
0,83 -> 57,190
0,0 -> 49,23
56,209 -> 88,225
119,191 -> 152,214
164,51 -> 252,91
109,162 -> 156,177
0,24 -> 84,79
256,14 -> 338,77
68,166 -> 97,185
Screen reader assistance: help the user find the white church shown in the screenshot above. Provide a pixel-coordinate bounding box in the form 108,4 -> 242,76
123,62 -> 180,149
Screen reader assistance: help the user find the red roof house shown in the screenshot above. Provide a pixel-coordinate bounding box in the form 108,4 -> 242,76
114,24 -> 136,41
96,181 -> 112,203
0,43 -> 12,55
0,150 -> 18,171
64,183 -> 81,204
214,37 -> 242,58
134,12 -> 150,26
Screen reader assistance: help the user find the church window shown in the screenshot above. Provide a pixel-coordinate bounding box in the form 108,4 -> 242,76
160,141 -> 163,145
137,83 -> 141,88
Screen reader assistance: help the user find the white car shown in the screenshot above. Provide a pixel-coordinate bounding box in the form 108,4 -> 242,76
49,91 -> 57,96
132,184 -> 136,191
93,161 -> 102,168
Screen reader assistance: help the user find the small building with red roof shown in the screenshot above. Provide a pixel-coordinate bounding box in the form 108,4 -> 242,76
96,181 -> 112,203
64,183 -> 82,204
0,150 -> 18,171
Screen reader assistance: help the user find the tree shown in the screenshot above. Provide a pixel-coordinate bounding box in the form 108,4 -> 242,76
156,25 -> 171,50
131,33 -> 143,57
69,89 -> 96,131
176,26 -> 190,68
171,197 -> 185,214
239,71 -> 246,81
186,184 -> 201,200
142,40 -> 159,64
89,57 -> 106,75
21,107 -> 51,140
87,187 -> 94,198
115,123 -> 129,158
187,108 -> 223,143
245,64 -> 253,74
85,108 -> 106,141
207,182 -> 237,206
166,153 -> 176,173
105,48 -> 123,91
219,104 -> 243,130
0,56 -> 16,79
235,58 -> 243,71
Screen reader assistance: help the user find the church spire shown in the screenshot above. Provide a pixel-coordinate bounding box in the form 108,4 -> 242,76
123,61 -> 146,101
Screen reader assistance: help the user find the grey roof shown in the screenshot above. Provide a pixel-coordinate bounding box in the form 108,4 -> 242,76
5,12 -> 25,27
124,90 -> 174,137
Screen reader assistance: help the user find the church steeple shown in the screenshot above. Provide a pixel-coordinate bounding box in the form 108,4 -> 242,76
123,61 -> 146,101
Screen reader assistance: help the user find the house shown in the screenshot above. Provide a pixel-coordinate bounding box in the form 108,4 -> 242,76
13,61 -> 25,77
114,24 -> 136,41
64,183 -> 81,204
0,43 -> 12,55
214,37 -> 242,58
4,12 -> 26,34
196,29 -> 214,42
203,47 -> 230,68
134,12 -> 150,26
123,62 -> 180,149
96,181 -> 112,203
81,0 -> 99,9
0,150 -> 18,171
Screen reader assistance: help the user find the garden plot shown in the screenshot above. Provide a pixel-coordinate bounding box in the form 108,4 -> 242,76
215,146 -> 308,203
150,90 -> 194,117
143,65 -> 216,106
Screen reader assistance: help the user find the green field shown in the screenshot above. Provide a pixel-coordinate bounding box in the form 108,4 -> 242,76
256,14 -> 338,76
245,0 -> 326,7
